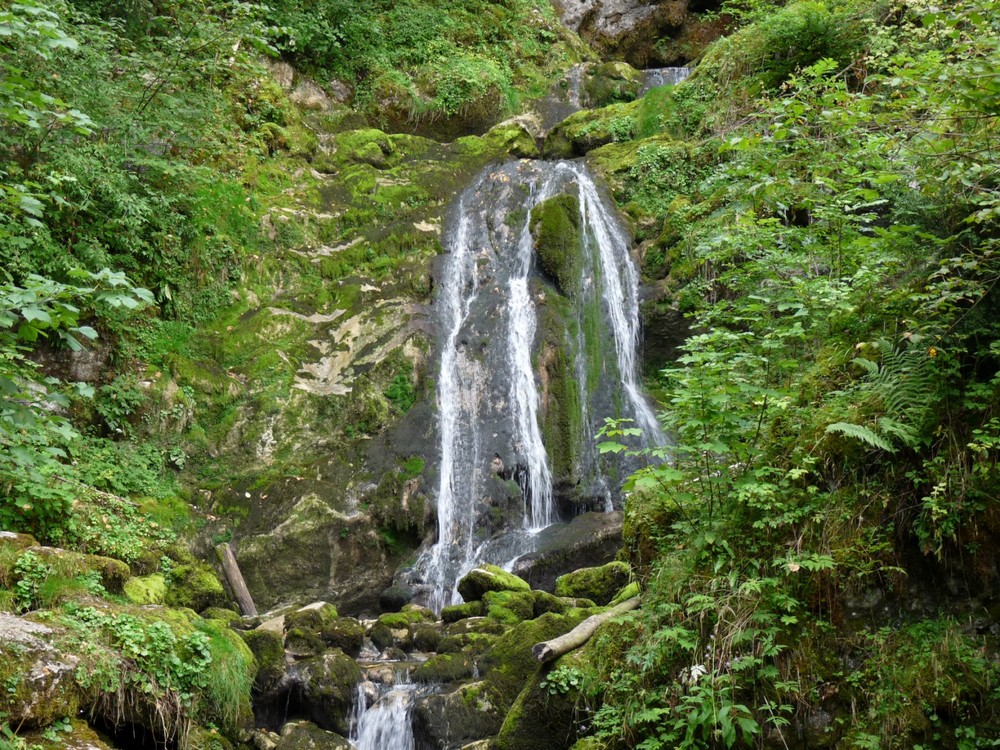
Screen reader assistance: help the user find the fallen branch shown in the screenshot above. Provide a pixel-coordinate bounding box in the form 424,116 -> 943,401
532,596 -> 640,663
216,543 -> 258,617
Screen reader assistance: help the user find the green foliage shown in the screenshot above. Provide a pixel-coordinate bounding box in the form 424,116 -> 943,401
540,665 -> 586,696
384,372 -> 416,413
13,551 -> 50,612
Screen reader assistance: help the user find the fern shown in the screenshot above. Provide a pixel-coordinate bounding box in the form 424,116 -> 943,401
826,422 -> 897,453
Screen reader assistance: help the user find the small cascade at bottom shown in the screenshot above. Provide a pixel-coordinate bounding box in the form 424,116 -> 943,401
351,678 -> 417,750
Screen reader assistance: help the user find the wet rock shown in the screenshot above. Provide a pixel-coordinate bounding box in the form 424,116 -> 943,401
412,622 -> 443,652
583,62 -> 644,108
510,512 -> 623,592
457,564 -> 531,603
379,583 -> 414,612
413,682 -> 503,748
482,590 -> 536,625
442,600 -> 485,623
241,627 -> 286,691
412,653 -> 476,684
288,650 -> 363,735
321,617 -> 365,658
554,561 -> 631,605
275,720 -> 351,750
286,601 -> 340,632
0,613 -> 81,728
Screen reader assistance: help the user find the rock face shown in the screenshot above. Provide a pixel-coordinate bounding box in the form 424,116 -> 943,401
0,614 -> 81,729
553,0 -> 721,66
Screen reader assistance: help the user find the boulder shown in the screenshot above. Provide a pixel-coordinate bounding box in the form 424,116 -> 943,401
0,613 -> 81,728
288,650 -> 363,735
412,653 -> 476,684
321,617 -> 365,658
441,601 -> 484,623
379,584 -> 414,613
412,682 -> 503,748
510,512 -> 623,592
275,720 -> 351,750
554,561 -> 632,605
123,573 -> 167,605
482,590 -> 536,625
457,564 -> 531,603
241,627 -> 286,691
163,562 -> 230,612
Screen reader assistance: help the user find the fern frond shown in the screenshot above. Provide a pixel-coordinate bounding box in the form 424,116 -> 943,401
852,357 -> 879,376
825,422 -> 897,453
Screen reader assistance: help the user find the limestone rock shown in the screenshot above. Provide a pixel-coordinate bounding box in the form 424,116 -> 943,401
290,79 -> 332,111
413,682 -> 503,748
457,564 -> 531,603
510,512 -> 623,592
288,650 -> 363,735
0,613 -> 81,729
321,617 -> 365,658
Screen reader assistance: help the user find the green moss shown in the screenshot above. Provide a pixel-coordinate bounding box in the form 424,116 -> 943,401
555,562 -> 632,606
285,602 -> 340,632
240,628 -> 285,690
483,590 -> 536,625
610,581 -> 640,605
124,573 -> 167,605
457,564 -> 531,602
442,600 -> 485,623
377,607 -> 435,629
413,653 -> 476,684
437,631 -> 498,656
543,100 -> 639,158
321,617 -> 366,657
583,62 -> 643,108
164,563 -> 229,613
531,194 -> 583,298
285,627 -> 325,657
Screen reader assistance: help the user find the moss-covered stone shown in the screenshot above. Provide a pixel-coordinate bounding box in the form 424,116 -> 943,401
457,564 -> 531,603
436,631 -> 498,657
412,681 -> 503,748
164,562 -> 229,612
275,719 -> 352,750
483,590 -> 536,625
292,650 -> 363,735
285,627 -> 325,658
447,616 -> 509,637
188,724 -> 236,750
285,602 -> 340,632
412,622 -> 443,652
442,600 -> 485,623
482,120 -> 540,159
377,607 -> 435,629
321,617 -> 365,658
554,561 -> 631,606
202,607 -> 241,625
241,627 -> 286,690
123,573 -> 167,605
532,591 -> 579,617
543,100 -> 639,159
531,194 -> 583,298
583,62 -> 643,107
23,546 -> 131,595
412,653 -> 476,684
610,581 -> 640,605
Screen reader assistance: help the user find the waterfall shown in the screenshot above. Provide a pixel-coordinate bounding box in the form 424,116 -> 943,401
640,67 -> 693,94
415,160 -> 662,611
351,681 -> 416,750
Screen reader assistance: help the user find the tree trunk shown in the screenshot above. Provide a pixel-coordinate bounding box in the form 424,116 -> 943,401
532,596 -> 640,662
216,543 -> 258,617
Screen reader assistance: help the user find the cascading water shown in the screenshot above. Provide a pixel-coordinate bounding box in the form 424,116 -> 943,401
351,680 -> 417,750
414,159 -> 663,611
640,66 -> 693,93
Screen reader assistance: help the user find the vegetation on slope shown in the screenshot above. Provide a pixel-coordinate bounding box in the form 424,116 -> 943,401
574,0 -> 1000,747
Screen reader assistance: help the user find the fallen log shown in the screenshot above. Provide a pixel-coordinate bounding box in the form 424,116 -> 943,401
216,542 -> 258,617
532,596 -> 640,663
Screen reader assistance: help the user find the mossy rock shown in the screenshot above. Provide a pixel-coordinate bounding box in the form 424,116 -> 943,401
164,562 -> 229,612
610,581 -> 640,605
531,194 -> 582,298
0,531 -> 39,551
378,584 -> 414,613
377,607 -> 435,629
241,628 -> 285,690
412,622 -> 443,652
22,718 -> 115,750
495,651 -> 592,750
583,62 -> 643,107
123,573 -> 167,605
532,591 -> 580,617
442,600 -> 485,623
436,631 -> 498,657
457,564 -> 531,602
188,724 -> 236,750
275,719 -> 351,750
291,650 -> 363,735
554,561 -> 631,606
479,610 -> 591,709
321,617 -> 365,658
412,653 -> 476,684
412,681 -> 503,748
446,616 -> 509,637
482,120 -> 539,159
0,613 -> 81,729
202,607 -> 241,625
543,100 -> 639,159
483,590 -> 536,625
25,546 -> 131,595
285,627 -> 325,658
285,602 -> 340,632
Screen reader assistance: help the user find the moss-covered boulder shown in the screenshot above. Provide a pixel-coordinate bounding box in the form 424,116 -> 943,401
483,590 -> 536,625
368,620 -> 394,651
482,118 -> 540,159
123,573 -> 167,605
188,724 -> 237,750
554,561 -> 631,606
377,605 -> 434,629
457,564 -> 531,603
436,631 -> 498,657
531,194 -> 583,298
22,718 -> 116,750
412,622 -> 443,652
164,562 -> 229,612
441,600 -> 485,623
0,530 -> 39,551
543,100 -> 638,159
378,584 -> 414,613
285,601 -> 340,632
583,62 -> 643,107
285,626 -> 326,658
25,546 -> 131,595
202,607 -> 241,625
0,613 -> 81,729
289,650 -> 363,735
413,681 -> 503,749
275,719 -> 352,750
241,627 -> 286,691
532,591 -> 576,617
412,653 -> 476,684
321,617 -> 365,658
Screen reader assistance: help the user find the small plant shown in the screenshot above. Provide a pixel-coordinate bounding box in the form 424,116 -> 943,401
13,551 -> 50,613
540,665 -> 586,696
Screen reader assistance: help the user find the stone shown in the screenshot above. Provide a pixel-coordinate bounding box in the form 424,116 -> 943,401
413,682 -> 503,749
276,720 -> 351,750
123,573 -> 167,605
321,617 -> 365,658
379,584 -> 414,612
554,561 -> 632,605
241,627 -> 286,691
441,600 -> 485,623
163,562 -> 230,612
287,650 -> 363,735
286,601 -> 340,632
412,653 -> 476,684
0,613 -> 81,729
482,590 -> 536,625
457,564 -> 531,603
510,512 -> 623,592
289,79 -> 332,111
267,59 -> 296,90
